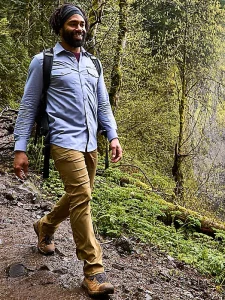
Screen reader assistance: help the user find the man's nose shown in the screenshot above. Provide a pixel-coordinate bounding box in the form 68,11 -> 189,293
76,25 -> 85,32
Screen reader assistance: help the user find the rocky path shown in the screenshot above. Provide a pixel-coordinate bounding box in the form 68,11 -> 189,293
0,172 -> 224,300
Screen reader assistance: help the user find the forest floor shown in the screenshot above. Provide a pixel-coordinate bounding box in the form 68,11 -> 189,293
0,109 -> 224,300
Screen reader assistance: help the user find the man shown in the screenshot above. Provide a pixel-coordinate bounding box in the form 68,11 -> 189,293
13,3 -> 122,297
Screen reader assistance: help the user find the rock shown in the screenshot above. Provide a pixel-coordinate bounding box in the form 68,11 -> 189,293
112,263 -> 125,270
19,180 -> 42,202
6,263 -> 28,278
22,204 -> 33,210
182,290 -> 194,298
53,267 -> 68,275
4,192 -> 15,201
0,183 -> 6,190
167,255 -> 175,261
40,201 -> 53,211
115,236 -> 133,254
31,246 -> 39,254
38,264 -> 52,271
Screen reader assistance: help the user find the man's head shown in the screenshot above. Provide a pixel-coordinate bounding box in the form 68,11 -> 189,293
49,4 -> 89,48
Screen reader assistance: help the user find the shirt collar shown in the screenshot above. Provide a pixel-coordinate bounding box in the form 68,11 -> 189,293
54,42 -> 87,55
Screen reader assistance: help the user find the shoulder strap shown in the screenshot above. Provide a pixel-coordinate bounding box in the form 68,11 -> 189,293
41,48 -> 53,179
43,47 -> 54,93
85,52 -> 101,76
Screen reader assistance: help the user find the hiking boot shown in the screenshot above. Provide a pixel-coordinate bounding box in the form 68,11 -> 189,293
33,220 -> 55,255
82,272 -> 114,296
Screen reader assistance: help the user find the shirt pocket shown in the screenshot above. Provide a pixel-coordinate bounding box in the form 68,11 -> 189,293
86,67 -> 99,89
51,67 -> 74,88
87,67 -> 99,78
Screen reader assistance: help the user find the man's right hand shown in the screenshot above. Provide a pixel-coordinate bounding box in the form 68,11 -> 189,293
13,151 -> 28,180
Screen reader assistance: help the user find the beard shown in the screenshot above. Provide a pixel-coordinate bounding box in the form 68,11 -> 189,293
61,28 -> 86,48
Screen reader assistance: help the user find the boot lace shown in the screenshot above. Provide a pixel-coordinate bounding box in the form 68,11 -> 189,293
43,235 -> 54,245
93,273 -> 106,284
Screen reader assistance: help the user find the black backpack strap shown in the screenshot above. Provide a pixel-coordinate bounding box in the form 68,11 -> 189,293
34,48 -> 53,146
84,52 -> 102,76
42,47 -> 53,179
43,48 -> 54,94
90,56 -> 101,76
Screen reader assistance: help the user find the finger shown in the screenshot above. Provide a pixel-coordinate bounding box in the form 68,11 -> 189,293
23,163 -> 28,177
111,147 -> 122,163
14,166 -> 23,179
111,146 -> 117,159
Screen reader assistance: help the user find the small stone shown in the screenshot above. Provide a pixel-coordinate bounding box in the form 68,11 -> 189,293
6,263 -> 28,278
38,265 -> 52,271
167,255 -> 174,261
149,279 -> 154,284
31,246 -> 38,253
112,263 -> 125,270
115,236 -> 133,253
53,267 -> 68,275
33,204 -> 41,209
5,192 -> 15,201
23,204 -> 33,210
40,202 -> 52,210
183,291 -> 194,298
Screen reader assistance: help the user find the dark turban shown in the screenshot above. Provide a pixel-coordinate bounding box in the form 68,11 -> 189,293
61,5 -> 85,27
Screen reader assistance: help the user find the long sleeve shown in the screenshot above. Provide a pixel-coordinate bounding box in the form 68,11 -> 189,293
97,61 -> 118,142
14,56 -> 43,152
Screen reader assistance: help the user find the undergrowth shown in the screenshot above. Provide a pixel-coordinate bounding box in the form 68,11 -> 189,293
41,160 -> 225,289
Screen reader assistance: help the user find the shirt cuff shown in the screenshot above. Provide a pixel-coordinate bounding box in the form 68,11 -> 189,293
14,139 -> 27,152
107,130 -> 118,142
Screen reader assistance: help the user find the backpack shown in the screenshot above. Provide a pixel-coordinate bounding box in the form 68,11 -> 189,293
34,48 -> 106,179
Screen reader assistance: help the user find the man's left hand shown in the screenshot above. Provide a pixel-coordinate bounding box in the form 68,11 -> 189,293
110,138 -> 122,163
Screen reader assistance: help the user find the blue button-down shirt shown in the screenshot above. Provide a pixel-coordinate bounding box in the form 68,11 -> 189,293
14,42 -> 118,152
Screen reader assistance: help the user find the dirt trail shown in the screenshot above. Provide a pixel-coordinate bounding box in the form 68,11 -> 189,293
0,171 -> 224,300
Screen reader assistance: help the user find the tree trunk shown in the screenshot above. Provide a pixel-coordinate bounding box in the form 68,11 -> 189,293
173,1 -> 188,199
109,0 -> 128,108
158,202 -> 225,237
86,0 -> 104,54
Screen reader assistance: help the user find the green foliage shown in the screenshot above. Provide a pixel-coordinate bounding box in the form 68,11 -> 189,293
41,167 -> 64,202
0,18 -> 9,36
90,167 -> 225,285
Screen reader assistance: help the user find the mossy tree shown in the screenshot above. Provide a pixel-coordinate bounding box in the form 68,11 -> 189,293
0,0 -> 57,107
138,0 -> 225,199
109,0 -> 129,109
86,0 -> 105,54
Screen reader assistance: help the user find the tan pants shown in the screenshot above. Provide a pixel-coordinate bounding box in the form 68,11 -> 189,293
39,144 -> 104,276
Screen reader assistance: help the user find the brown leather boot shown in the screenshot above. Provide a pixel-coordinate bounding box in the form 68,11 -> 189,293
82,272 -> 114,296
33,221 -> 55,255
